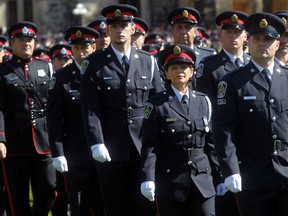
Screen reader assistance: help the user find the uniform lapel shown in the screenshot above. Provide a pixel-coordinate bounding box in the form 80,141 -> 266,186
167,87 -> 190,120
243,52 -> 251,65
106,46 -> 126,76
270,63 -> 284,92
127,48 -> 139,75
250,62 -> 270,91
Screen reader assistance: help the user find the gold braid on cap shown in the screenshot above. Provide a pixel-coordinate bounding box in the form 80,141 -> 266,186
173,46 -> 181,54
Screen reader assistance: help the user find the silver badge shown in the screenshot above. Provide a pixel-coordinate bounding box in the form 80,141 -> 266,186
60,48 -> 67,55
37,69 -> 46,77
22,27 -> 28,34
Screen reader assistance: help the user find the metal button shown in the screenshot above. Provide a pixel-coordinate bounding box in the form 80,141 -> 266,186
30,101 -> 34,105
187,161 -> 192,165
14,83 -> 18,86
127,92 -> 132,97
72,97 -> 76,100
166,169 -> 170,173
128,120 -> 133,124
144,86 -> 147,90
186,121 -> 191,125
270,99 -> 275,104
107,87 -> 111,90
127,79 -> 131,84
272,116 -> 276,121
187,134 -> 192,139
272,135 -> 277,139
249,109 -> 253,112
171,129 -> 175,133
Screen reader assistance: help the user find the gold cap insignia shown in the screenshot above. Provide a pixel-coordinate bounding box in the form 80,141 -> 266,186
173,46 -> 181,54
76,30 -> 82,38
114,9 -> 121,17
22,27 -> 28,34
182,10 -> 189,18
281,17 -> 287,25
231,14 -> 238,22
259,19 -> 268,29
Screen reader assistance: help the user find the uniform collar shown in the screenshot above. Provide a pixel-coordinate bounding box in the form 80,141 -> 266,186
12,54 -> 33,64
171,85 -> 190,103
222,48 -> 244,63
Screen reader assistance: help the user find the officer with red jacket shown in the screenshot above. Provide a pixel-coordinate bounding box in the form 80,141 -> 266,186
0,21 -> 56,215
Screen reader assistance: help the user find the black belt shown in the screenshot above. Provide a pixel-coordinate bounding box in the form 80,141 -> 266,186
7,109 -> 46,119
273,140 -> 288,155
127,107 -> 144,118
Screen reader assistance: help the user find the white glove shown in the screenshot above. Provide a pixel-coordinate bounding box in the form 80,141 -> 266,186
140,181 -> 155,201
216,183 -> 228,196
224,174 -> 242,193
91,144 -> 111,163
52,156 -> 68,173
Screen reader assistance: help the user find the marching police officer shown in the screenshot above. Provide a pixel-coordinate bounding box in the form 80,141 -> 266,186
131,17 -> 149,50
0,21 -> 56,215
212,13 -> 288,216
50,44 -> 73,72
81,4 -> 163,216
47,26 -> 104,216
140,44 -> 224,216
167,7 -> 216,67
196,11 -> 250,106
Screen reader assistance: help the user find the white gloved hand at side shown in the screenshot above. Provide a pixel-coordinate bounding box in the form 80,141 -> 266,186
216,183 -> 228,196
52,156 -> 68,173
91,144 -> 111,163
224,174 -> 242,193
140,181 -> 155,201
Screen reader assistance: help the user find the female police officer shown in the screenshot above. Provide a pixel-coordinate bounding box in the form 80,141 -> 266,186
140,44 -> 225,216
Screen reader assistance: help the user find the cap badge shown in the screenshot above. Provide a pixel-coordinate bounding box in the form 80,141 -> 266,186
100,21 -> 106,29
173,46 -> 181,54
60,48 -> 67,54
281,17 -> 287,25
259,19 -> 268,29
76,30 -> 82,38
40,52 -> 45,58
22,27 -> 28,34
114,9 -> 121,17
231,14 -> 238,22
182,10 -> 189,18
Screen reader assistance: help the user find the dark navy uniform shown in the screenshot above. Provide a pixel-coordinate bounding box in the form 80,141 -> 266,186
196,50 -> 251,103
212,13 -> 288,216
0,21 -> 56,216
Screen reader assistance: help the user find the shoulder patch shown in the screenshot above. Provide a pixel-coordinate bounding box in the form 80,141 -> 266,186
143,102 -> 154,119
196,63 -> 204,78
217,81 -> 227,99
49,76 -> 56,90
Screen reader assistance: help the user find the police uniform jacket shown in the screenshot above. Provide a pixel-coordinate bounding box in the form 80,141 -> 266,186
0,55 -> 52,155
141,86 -> 223,202
193,45 -> 216,67
47,62 -> 96,167
212,61 -> 288,191
196,49 -> 251,103
81,45 -> 164,161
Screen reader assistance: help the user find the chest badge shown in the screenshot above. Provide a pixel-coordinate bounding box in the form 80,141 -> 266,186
37,69 -> 46,77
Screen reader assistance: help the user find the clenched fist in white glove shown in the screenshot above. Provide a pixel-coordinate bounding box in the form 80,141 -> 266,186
52,156 -> 68,173
91,144 -> 111,163
224,174 -> 242,193
216,183 -> 228,196
141,181 -> 155,201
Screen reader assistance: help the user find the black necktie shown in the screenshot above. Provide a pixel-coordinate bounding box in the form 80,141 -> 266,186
122,55 -> 129,72
235,58 -> 242,67
261,68 -> 271,87
181,95 -> 189,114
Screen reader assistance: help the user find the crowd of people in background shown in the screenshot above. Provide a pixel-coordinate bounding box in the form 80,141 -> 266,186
0,2 -> 287,216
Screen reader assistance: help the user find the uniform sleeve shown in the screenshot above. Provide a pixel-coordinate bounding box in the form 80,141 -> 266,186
80,61 -> 104,147
141,101 -> 160,182
46,75 -> 64,157
150,55 -> 165,94
212,79 -> 240,178
0,75 -> 6,143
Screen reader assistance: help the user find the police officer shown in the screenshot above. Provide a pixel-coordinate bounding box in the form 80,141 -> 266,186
212,13 -> 288,216
88,16 -> 111,50
0,21 -> 56,216
274,11 -> 288,66
196,11 -> 250,104
50,44 -> 73,71
167,7 -> 216,67
47,26 -> 104,216
131,17 -> 149,49
81,4 -> 163,216
140,44 -> 223,216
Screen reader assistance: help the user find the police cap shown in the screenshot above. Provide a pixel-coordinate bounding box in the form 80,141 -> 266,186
144,33 -> 165,45
33,48 -> 51,62
87,15 -> 108,35
168,7 -> 200,25
65,26 -> 100,45
50,44 -> 73,59
244,12 -> 286,39
133,17 -> 149,35
8,21 -> 38,39
101,4 -> 138,25
158,44 -> 196,70
215,11 -> 248,30
274,11 -> 288,32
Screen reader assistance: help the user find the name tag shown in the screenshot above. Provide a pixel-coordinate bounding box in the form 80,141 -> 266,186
166,118 -> 177,122
243,96 -> 256,100
103,77 -> 113,80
